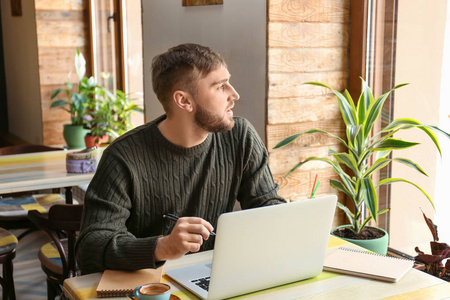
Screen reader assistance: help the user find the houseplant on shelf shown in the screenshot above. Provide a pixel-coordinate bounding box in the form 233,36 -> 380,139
274,78 -> 450,255
50,49 -> 96,149
83,85 -> 143,148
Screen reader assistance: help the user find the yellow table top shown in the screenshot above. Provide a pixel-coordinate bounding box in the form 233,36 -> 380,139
63,237 -> 450,300
0,150 -> 97,194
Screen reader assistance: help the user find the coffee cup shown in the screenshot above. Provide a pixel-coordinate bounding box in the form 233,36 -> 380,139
133,283 -> 171,300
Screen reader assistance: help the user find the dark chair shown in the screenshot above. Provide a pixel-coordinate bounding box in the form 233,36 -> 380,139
28,204 -> 83,300
0,227 -> 18,300
0,144 -> 66,239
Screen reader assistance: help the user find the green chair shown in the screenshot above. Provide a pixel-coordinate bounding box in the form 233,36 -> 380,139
0,227 -> 18,300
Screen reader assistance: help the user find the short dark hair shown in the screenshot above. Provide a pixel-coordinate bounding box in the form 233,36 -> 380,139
151,43 -> 227,112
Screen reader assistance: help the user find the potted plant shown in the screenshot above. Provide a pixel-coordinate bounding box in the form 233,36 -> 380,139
415,212 -> 450,281
50,49 -> 96,149
83,86 -> 143,148
274,78 -> 450,255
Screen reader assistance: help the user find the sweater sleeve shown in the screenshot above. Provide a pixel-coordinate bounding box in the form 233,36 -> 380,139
236,119 -> 286,209
75,149 -> 163,274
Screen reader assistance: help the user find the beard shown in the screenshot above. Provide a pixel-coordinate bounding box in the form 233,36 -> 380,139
194,102 -> 235,133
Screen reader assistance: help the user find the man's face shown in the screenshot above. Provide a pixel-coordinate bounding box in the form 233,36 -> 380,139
191,65 -> 240,132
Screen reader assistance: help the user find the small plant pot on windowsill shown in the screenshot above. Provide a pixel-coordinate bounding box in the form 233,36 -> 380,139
331,225 -> 389,255
84,134 -> 109,148
63,124 -> 90,149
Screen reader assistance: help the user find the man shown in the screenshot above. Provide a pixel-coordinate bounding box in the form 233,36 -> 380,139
76,43 -> 285,274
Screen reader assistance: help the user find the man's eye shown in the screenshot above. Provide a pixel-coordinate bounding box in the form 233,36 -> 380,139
218,85 -> 224,90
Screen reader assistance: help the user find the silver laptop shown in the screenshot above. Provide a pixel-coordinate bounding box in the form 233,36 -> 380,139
165,195 -> 337,300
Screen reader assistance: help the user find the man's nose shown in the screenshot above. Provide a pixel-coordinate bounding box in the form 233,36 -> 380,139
229,84 -> 240,101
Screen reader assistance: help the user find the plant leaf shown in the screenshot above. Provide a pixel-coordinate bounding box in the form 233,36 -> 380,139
363,83 -> 406,138
362,178 -> 378,223
363,158 -> 391,178
383,119 -> 445,158
284,156 -> 335,177
273,129 -> 348,149
51,88 -> 64,99
376,178 -> 435,210
361,208 -> 389,229
357,78 -> 373,126
75,48 -> 86,80
303,82 -> 356,126
348,125 -> 362,149
375,150 -> 392,160
371,138 -> 419,151
273,133 -> 302,149
343,89 -> 356,113
393,158 -> 428,176
336,201 -> 355,225
330,179 -> 354,199
421,210 -> 439,242
50,100 -> 68,108
330,152 -> 359,178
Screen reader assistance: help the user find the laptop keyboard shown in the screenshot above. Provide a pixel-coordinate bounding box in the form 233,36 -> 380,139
191,276 -> 210,291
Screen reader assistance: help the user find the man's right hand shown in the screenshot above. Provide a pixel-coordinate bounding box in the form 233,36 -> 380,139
154,217 -> 214,261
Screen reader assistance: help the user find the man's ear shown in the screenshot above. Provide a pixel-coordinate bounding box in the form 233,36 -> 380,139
173,90 -> 193,112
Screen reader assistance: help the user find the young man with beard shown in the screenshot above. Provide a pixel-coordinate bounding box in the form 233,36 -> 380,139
76,43 -> 286,274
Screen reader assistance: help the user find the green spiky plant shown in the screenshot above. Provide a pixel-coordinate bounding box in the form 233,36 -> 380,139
274,78 -> 450,236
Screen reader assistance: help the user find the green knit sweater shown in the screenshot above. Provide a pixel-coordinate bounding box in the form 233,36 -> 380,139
76,115 -> 285,274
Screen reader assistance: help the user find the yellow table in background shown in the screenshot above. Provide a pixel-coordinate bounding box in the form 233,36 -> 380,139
63,237 -> 450,300
0,150 -> 99,203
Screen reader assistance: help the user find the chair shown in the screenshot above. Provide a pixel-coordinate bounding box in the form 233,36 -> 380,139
0,144 -> 66,239
28,204 -> 83,300
0,227 -> 18,300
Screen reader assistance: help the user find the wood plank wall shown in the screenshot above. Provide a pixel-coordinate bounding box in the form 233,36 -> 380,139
35,0 -> 91,145
267,0 -> 351,226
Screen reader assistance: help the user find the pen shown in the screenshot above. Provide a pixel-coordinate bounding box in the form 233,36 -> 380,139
163,213 -> 216,236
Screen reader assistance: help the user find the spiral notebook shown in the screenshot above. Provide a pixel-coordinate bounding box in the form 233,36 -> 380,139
96,267 -> 163,297
323,247 -> 414,282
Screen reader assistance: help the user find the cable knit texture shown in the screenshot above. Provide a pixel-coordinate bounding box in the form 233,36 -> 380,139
76,115 -> 285,274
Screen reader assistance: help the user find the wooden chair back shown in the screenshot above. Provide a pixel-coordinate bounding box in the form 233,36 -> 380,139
28,204 -> 84,280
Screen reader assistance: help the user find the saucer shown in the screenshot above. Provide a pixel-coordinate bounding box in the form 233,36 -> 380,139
131,295 -> 180,300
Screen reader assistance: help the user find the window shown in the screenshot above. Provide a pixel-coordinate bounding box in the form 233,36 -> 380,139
354,0 -> 450,255
89,0 -> 144,128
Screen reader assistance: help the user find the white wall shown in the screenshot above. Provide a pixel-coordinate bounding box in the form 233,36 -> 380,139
435,2 -> 450,245
1,0 -> 42,143
141,0 -> 266,139
390,0 -> 448,254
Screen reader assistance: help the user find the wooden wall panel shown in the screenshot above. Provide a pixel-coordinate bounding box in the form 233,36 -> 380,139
268,95 -> 341,124
268,71 -> 348,99
35,0 -> 86,10
268,23 -> 349,48
269,48 -> 349,73
268,0 -> 350,23
35,0 -> 91,146
267,0 -> 351,226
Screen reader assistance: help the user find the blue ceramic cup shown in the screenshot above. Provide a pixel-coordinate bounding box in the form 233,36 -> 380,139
133,283 -> 171,300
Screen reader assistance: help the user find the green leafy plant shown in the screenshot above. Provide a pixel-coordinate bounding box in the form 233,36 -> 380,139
274,78 -> 450,235
50,49 -> 98,126
83,86 -> 143,141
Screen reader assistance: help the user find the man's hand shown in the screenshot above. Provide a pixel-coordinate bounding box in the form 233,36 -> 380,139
154,217 -> 214,261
